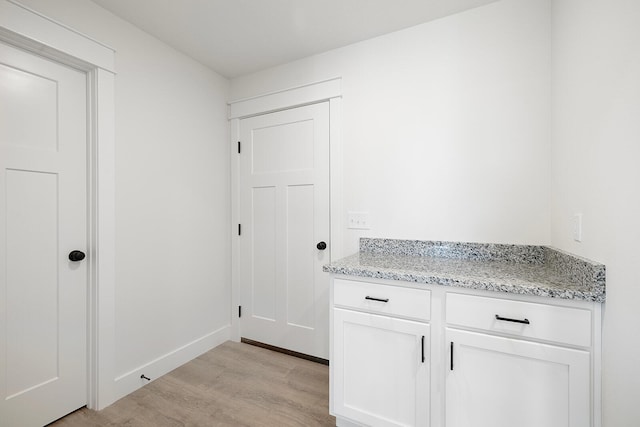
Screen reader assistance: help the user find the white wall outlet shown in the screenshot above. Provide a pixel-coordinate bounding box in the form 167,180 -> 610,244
573,213 -> 582,242
347,211 -> 370,229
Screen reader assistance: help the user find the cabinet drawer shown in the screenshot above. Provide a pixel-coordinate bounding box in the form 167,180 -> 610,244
334,279 -> 430,321
446,293 -> 591,347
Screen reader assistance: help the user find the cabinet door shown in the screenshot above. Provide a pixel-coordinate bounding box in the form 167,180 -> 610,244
333,308 -> 430,427
446,329 -> 590,427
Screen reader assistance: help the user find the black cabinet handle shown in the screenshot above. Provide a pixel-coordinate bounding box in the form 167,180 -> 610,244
495,314 -> 530,325
450,342 -> 454,371
365,296 -> 389,303
421,335 -> 425,363
316,241 -> 327,250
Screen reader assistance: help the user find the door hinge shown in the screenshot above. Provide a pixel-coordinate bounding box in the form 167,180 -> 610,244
237,141 -> 241,153
238,224 -> 241,236
238,305 -> 242,318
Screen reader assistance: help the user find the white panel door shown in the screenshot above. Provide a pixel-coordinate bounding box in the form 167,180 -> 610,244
0,41 -> 88,426
239,102 -> 330,359
446,328 -> 591,427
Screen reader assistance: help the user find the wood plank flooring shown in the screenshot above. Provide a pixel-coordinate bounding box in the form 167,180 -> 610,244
50,341 -> 335,427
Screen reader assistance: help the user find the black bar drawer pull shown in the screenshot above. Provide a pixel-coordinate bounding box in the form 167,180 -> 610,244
495,314 -> 530,325
365,296 -> 389,303
421,336 -> 425,363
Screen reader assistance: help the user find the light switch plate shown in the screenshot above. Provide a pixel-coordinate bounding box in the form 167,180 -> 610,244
347,211 -> 370,229
573,213 -> 582,242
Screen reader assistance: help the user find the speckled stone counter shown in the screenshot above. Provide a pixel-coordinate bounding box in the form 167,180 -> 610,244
323,238 -> 606,302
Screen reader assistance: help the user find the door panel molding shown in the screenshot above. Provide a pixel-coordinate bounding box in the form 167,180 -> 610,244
230,79 -> 342,343
0,0 -> 116,411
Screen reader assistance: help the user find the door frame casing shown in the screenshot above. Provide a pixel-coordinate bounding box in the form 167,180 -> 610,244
228,78 -> 343,342
0,0 -> 116,410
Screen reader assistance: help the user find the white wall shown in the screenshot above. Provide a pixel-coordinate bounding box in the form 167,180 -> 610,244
551,0 -> 640,424
231,0 -> 552,255
17,0 -> 231,404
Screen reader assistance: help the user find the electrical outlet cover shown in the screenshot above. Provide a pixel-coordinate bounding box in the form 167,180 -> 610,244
347,211 -> 370,229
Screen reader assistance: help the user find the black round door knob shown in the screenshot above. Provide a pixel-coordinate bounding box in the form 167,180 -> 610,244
68,250 -> 86,262
316,241 -> 327,250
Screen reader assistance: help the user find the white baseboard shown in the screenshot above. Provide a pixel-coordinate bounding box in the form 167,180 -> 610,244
107,325 -> 231,408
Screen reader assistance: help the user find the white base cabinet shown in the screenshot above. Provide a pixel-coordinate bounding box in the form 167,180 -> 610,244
333,309 -> 430,427
446,328 -> 590,427
331,279 -> 431,427
330,277 -> 602,427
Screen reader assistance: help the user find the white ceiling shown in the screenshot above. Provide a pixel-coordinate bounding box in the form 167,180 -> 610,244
91,0 -> 498,78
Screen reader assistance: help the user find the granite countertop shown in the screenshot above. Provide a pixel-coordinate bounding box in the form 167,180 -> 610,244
323,238 -> 606,302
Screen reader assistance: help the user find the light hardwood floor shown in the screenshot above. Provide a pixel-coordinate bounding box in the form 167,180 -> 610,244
50,341 -> 335,427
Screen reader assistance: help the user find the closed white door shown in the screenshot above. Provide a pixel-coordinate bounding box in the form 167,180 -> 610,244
0,41 -> 88,426
239,102 -> 330,359
333,308 -> 430,426
446,328 -> 590,427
